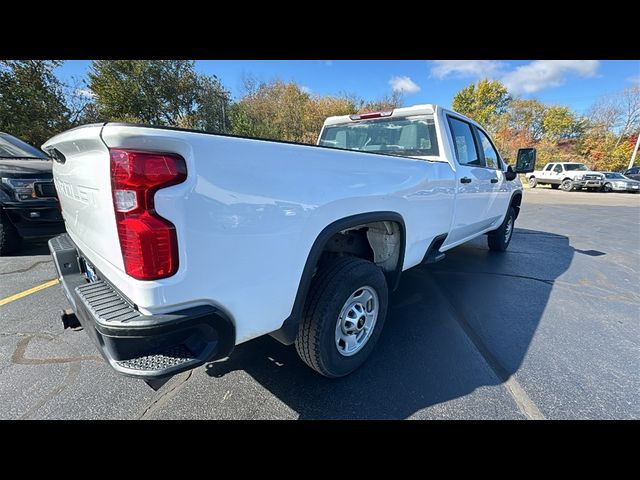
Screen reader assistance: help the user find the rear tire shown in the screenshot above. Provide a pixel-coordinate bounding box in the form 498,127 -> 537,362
551,184 -> 559,190
488,206 -> 515,252
561,179 -> 574,192
295,256 -> 388,378
0,210 -> 21,256
528,177 -> 537,188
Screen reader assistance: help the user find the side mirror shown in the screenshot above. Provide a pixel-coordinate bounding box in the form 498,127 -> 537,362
515,148 -> 536,173
505,165 -> 517,181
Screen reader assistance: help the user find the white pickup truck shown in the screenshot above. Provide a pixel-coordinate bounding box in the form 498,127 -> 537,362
43,104 -> 535,380
525,162 -> 604,191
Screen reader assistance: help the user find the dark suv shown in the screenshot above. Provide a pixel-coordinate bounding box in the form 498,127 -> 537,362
624,167 -> 640,181
0,132 -> 65,254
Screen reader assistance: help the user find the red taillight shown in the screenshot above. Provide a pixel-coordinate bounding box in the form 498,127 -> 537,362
110,149 -> 187,280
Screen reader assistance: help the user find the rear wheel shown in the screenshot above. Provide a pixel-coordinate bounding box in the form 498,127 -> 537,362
561,179 -> 574,192
602,183 -> 613,193
528,177 -> 537,188
0,210 -> 21,256
550,183 -> 559,190
488,206 -> 515,252
295,256 -> 388,378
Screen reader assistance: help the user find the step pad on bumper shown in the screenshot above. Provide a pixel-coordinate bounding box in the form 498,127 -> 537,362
116,344 -> 197,371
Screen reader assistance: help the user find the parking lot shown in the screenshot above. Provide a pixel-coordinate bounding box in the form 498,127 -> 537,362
0,188 -> 638,419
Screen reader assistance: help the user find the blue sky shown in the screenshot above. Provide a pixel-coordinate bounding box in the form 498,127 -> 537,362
57,60 -> 639,115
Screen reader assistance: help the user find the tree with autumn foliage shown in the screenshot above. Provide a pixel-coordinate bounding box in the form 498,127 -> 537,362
453,79 -> 639,171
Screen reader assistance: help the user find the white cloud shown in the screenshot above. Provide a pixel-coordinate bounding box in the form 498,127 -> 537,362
502,60 -> 599,94
431,60 -> 505,79
75,88 -> 95,98
389,76 -> 421,94
430,60 -> 601,95
300,85 -> 312,94
627,74 -> 640,85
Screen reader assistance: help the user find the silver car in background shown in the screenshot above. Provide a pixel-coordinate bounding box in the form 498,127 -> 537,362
601,172 -> 640,193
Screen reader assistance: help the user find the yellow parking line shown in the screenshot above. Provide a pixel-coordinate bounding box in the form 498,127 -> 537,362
0,279 -> 59,307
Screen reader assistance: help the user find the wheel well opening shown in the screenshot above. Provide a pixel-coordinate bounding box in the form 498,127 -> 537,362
511,193 -> 523,219
319,221 -> 403,282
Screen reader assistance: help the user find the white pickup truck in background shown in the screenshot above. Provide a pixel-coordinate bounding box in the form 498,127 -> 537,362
526,162 -> 604,191
43,104 -> 535,381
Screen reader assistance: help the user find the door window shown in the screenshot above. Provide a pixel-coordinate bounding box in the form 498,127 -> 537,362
553,164 -> 563,174
448,117 -> 481,167
544,164 -> 554,171
476,129 -> 500,169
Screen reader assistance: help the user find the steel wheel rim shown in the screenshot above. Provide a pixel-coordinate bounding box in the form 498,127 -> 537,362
505,216 -> 513,243
562,180 -> 572,191
335,286 -> 379,357
528,178 -> 536,187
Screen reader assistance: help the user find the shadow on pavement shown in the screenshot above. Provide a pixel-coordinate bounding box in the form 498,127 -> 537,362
205,228 -> 574,419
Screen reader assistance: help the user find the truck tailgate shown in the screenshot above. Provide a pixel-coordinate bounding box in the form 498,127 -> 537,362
42,125 -> 124,271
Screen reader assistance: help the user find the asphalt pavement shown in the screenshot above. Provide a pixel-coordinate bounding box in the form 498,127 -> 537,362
0,188 -> 638,419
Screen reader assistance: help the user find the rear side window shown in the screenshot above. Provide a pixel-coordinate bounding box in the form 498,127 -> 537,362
448,117 -> 480,166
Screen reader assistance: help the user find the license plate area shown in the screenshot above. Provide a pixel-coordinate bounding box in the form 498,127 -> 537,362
79,257 -> 99,283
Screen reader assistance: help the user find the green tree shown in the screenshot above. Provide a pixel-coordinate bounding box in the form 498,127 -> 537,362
88,60 -> 230,132
542,105 -> 583,140
0,60 -> 71,147
452,79 -> 512,132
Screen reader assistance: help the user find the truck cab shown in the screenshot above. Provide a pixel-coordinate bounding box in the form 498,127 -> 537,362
318,104 -> 525,249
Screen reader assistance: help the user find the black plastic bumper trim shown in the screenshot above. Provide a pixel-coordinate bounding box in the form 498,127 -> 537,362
48,233 -> 235,379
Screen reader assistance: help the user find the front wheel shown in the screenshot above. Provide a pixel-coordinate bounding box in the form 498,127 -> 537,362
561,179 -> 574,192
602,183 -> 612,193
528,177 -> 537,188
488,206 -> 515,252
295,256 -> 388,378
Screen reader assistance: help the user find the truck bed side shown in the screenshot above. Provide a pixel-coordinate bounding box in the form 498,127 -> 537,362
45,124 -> 455,343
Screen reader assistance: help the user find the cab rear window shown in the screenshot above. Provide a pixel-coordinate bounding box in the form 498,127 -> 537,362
319,115 -> 439,157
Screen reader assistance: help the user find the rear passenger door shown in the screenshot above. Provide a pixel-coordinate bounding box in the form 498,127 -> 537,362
445,116 -> 496,245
